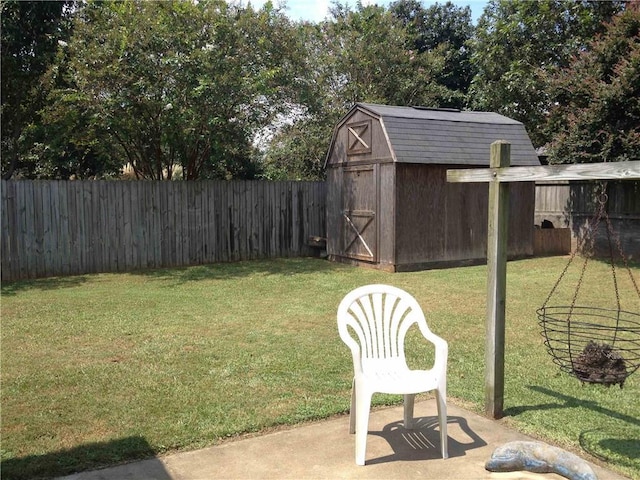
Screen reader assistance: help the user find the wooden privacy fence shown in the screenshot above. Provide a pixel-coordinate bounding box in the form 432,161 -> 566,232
535,180 -> 640,259
1,180 -> 326,281
3,178 -> 638,282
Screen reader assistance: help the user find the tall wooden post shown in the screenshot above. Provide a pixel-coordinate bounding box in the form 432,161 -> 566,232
447,157 -> 640,420
485,141 -> 510,419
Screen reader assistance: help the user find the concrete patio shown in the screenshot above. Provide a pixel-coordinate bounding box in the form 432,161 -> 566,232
59,400 -> 629,480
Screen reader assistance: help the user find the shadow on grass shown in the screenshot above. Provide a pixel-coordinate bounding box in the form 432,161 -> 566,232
0,436 -> 167,480
0,275 -> 92,296
1,257 -> 341,293
503,385 -> 640,427
128,257 -> 340,285
579,428 -> 640,472
503,385 -> 640,475
367,415 -> 486,465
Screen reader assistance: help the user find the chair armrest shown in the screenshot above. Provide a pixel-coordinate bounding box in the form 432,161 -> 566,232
422,330 -> 448,375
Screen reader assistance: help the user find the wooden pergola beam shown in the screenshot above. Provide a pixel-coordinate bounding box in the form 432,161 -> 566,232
447,160 -> 640,184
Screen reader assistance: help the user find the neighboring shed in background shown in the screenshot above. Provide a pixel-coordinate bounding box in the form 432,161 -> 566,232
324,102 -> 540,271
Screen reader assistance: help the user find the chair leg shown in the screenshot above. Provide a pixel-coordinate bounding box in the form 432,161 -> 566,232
349,379 -> 356,434
403,394 -> 415,429
354,390 -> 372,465
436,389 -> 448,459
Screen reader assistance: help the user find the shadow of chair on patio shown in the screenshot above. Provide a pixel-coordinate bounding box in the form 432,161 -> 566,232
366,414 -> 487,465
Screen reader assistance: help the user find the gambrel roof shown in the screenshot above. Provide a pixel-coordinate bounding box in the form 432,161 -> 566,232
326,103 -> 540,167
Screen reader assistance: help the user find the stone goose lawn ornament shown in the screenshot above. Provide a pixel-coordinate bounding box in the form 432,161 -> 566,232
485,441 -> 597,480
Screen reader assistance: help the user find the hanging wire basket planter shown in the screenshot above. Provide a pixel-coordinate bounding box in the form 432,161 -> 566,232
538,306 -> 640,387
538,185 -> 640,388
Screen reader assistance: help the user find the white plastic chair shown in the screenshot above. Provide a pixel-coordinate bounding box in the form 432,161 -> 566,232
337,284 -> 449,465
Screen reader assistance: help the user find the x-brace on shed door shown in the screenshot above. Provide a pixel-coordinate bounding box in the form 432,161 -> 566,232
342,165 -> 377,262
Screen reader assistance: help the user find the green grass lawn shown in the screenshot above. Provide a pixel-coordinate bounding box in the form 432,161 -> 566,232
1,256 -> 639,479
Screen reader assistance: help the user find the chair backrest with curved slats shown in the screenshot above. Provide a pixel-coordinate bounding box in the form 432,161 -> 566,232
337,284 -> 435,374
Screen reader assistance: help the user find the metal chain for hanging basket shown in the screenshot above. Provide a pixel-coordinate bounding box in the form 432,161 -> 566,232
537,184 -> 640,388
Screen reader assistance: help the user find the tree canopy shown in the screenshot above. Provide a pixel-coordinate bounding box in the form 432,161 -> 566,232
542,6 -> 640,163
261,1 -> 468,180
390,0 -> 475,101
469,0 -> 624,147
40,0 -> 304,180
1,0 -> 637,180
1,0 -> 73,179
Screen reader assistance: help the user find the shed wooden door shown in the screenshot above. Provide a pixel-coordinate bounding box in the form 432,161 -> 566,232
342,166 -> 377,262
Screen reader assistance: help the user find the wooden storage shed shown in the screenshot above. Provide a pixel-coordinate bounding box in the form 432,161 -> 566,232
325,103 -> 540,271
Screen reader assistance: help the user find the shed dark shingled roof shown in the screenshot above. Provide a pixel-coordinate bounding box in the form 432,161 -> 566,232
345,103 -> 540,167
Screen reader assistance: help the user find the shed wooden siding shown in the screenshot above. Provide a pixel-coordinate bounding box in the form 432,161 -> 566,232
394,165 -> 534,269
